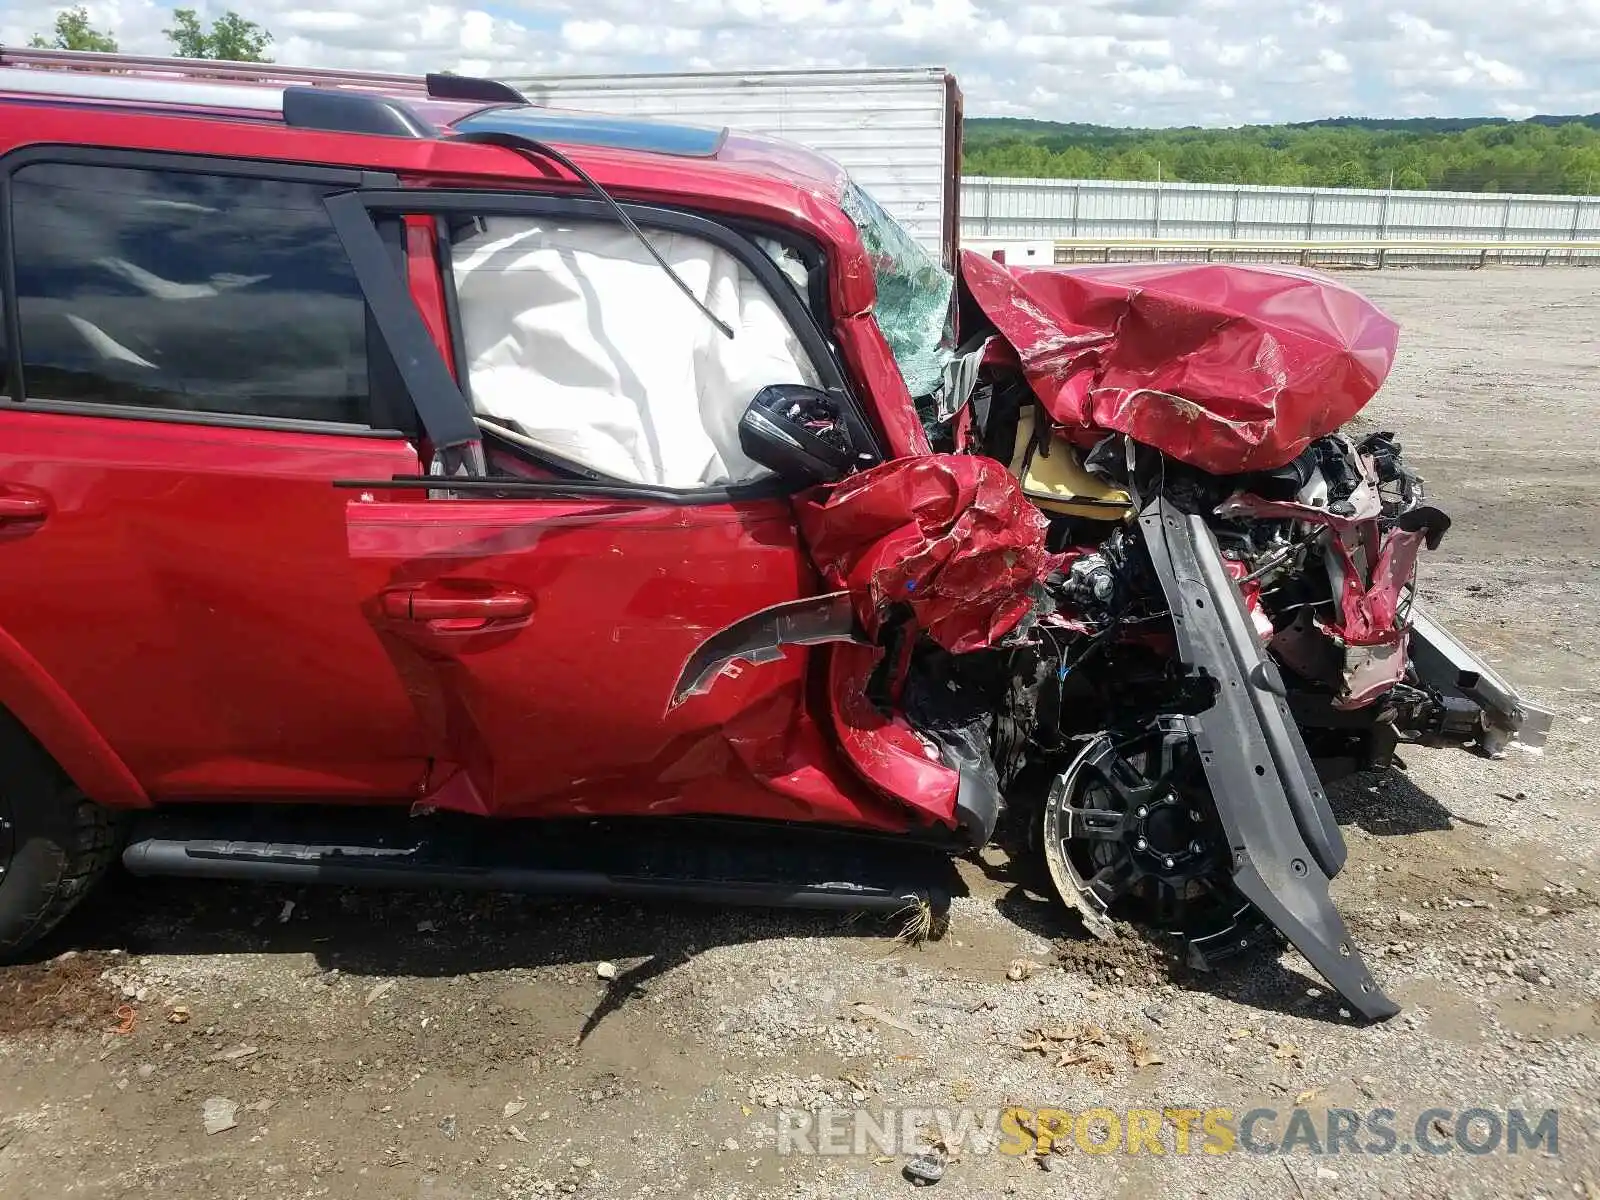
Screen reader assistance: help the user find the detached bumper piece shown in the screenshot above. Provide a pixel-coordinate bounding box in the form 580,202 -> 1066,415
1140,498 -> 1399,1021
123,807 -> 954,922
1407,604 -> 1556,757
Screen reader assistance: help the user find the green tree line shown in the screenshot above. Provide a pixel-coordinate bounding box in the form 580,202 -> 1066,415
30,5 -> 271,61
965,116 -> 1600,194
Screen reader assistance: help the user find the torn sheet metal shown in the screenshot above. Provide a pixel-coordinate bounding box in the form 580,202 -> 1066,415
795,455 -> 1053,653
1218,491 -> 1449,654
828,643 -> 962,829
960,252 -> 1400,474
669,591 -> 866,710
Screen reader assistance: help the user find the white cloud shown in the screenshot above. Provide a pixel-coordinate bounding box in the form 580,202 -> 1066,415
1,0 -> 1589,124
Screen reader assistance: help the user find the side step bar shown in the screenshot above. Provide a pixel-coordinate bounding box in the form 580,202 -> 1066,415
122,807 -> 953,921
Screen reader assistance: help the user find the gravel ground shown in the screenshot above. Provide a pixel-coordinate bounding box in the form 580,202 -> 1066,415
1,267 -> 1597,1199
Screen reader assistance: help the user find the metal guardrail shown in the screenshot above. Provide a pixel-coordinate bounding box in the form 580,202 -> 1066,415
964,177 -> 1600,248
1049,239 -> 1600,268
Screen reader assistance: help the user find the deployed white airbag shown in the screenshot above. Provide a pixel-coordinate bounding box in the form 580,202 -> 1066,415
452,218 -> 822,489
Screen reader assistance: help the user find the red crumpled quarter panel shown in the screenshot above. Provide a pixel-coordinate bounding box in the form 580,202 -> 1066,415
960,251 -> 1400,474
795,455 -> 1052,653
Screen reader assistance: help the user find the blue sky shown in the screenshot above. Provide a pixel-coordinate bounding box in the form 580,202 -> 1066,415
7,0 -> 1598,126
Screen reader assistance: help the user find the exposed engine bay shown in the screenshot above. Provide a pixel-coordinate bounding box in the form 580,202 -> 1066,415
679,252 -> 1555,1021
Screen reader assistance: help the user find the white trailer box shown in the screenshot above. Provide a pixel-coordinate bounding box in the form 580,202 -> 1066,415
501,68 -> 963,268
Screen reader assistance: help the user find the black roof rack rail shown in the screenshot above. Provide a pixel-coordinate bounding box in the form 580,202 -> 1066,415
282,87 -> 434,137
425,73 -> 525,104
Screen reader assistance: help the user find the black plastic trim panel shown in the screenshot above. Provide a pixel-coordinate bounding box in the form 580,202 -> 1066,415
1139,495 -> 1398,1021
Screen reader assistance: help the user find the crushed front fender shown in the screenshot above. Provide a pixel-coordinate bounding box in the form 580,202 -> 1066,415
1139,496 -> 1399,1020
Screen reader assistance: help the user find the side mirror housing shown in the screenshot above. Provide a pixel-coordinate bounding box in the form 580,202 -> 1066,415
738,385 -> 860,486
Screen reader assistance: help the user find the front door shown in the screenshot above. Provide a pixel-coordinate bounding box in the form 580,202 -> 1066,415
333,189 -> 896,825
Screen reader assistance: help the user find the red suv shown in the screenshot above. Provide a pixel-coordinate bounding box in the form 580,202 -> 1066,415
0,49 -> 1550,1020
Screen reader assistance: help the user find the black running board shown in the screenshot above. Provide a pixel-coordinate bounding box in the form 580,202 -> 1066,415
1139,498 -> 1399,1021
122,807 -> 953,920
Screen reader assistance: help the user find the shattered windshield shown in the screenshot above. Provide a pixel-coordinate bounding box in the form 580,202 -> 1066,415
840,178 -> 954,400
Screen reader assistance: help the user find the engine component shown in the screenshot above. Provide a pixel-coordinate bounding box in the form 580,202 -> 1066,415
1059,551 -> 1121,621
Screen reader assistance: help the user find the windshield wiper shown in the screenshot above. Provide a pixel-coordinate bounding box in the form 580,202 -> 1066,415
450,129 -> 735,340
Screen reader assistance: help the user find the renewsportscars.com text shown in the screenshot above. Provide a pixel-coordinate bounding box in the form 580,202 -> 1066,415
775,1105 -> 1559,1158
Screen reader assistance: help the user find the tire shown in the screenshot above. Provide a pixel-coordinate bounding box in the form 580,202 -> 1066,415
0,715 -> 120,960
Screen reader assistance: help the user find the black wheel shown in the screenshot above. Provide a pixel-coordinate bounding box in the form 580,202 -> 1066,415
1039,716 -> 1267,965
0,714 -> 120,960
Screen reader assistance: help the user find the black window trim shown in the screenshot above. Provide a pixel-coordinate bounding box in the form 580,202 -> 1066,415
0,143 -> 409,439
354,187 -> 884,501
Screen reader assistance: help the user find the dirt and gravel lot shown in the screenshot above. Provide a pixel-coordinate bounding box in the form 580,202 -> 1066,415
1,268 -> 1597,1200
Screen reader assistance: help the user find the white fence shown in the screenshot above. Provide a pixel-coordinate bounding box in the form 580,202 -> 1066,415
960,177 -> 1600,247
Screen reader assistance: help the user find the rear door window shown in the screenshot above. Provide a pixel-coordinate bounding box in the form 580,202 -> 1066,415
10,162 -> 370,426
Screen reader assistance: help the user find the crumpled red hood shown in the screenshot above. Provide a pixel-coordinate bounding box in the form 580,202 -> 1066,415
961,251 -> 1400,474
796,456 -> 1052,653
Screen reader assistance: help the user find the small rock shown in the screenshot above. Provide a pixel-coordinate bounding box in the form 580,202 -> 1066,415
1316,1166 -> 1339,1182
1005,959 -> 1034,982
207,1044 -> 258,1064
571,1156 -> 593,1170
1396,910 -> 1422,929
416,920 -> 437,933
596,962 -> 618,982
903,1151 -> 945,1186
504,1099 -> 528,1119
1514,962 -> 1543,984
201,1097 -> 239,1135
438,1115 -> 458,1140
1143,1005 -> 1168,1026
722,1137 -> 739,1152
277,899 -> 295,923
136,1063 -> 155,1080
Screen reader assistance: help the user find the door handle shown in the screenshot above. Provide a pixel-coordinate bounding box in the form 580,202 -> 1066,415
379,585 -> 533,628
0,493 -> 49,523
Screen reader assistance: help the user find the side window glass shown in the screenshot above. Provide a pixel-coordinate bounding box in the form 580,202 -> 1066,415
450,216 -> 822,490
11,162 -> 369,425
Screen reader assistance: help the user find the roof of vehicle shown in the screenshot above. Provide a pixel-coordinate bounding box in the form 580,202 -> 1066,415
0,48 -> 852,207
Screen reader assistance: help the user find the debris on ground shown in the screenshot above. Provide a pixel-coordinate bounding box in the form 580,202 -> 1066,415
0,952 -> 120,1037
1124,1033 -> 1165,1068
207,1044 -> 258,1063
201,1098 -> 238,1135
364,980 -> 396,1007
1004,958 -> 1035,982
903,1151 -> 945,1186
852,1002 -> 917,1034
